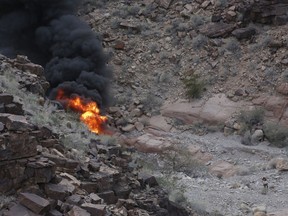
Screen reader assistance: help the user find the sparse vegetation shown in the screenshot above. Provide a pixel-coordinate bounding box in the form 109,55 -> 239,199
190,15 -> 207,29
183,74 -> 205,99
263,122 -> 288,148
237,108 -> 265,135
192,34 -> 208,50
224,37 -> 241,54
140,91 -> 163,113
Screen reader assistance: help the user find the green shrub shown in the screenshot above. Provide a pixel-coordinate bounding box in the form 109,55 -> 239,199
183,75 -> 205,99
263,123 -> 288,148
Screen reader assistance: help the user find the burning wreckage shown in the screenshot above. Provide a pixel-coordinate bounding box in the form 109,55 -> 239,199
0,0 -> 112,133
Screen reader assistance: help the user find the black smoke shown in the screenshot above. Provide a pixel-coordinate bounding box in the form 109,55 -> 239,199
0,0 -> 112,107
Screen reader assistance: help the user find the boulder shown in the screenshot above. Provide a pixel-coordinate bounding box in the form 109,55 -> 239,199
0,132 -> 37,161
0,94 -> 14,104
66,206 -> 90,216
97,191 -> 118,204
148,115 -> 172,132
45,183 -> 70,201
232,27 -> 256,40
133,133 -> 172,153
199,23 -> 235,38
209,161 -> 239,178
19,193 -> 50,214
0,114 -> 33,131
88,193 -> 102,204
81,203 -> 106,216
3,203 -> 39,216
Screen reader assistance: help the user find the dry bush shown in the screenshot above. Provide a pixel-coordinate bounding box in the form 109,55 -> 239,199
263,123 -> 288,148
237,108 -> 265,134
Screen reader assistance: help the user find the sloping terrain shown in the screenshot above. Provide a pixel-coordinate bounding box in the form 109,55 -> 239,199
0,0 -> 288,216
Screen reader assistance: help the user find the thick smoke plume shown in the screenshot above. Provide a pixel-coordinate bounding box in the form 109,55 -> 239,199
0,0 -> 111,107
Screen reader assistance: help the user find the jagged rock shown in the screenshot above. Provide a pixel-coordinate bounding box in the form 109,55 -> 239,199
66,206 -> 91,216
113,183 -> 131,199
232,27 -> 256,40
199,22 -> 235,38
249,0 -> 288,25
25,158 -> 56,183
148,115 -> 172,132
97,190 -> 118,204
3,203 -> 39,216
134,122 -> 144,131
45,183 -> 70,201
59,178 -> 76,194
66,194 -> 82,205
0,94 -> 14,104
76,164 -> 88,177
88,161 -> 101,172
0,160 -> 25,193
39,126 -> 53,139
81,203 -> 106,216
0,132 -> 37,161
5,103 -> 24,115
138,173 -> 158,188
81,182 -> 101,193
0,114 -> 33,131
88,193 -> 102,204
60,172 -> 81,186
42,153 -> 79,173
47,209 -> 63,216
116,199 -> 138,210
19,192 -> 50,214
40,139 -> 59,148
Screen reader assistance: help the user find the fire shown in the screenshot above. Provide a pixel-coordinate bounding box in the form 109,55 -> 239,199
56,90 -> 108,134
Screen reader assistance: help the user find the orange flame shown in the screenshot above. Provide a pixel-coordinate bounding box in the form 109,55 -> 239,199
56,89 -> 108,134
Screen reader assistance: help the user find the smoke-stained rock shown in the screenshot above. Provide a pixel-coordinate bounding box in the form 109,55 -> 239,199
0,0 -> 112,107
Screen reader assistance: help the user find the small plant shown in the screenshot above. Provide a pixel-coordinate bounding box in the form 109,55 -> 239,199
183,74 -> 205,99
263,123 -> 288,148
190,15 -> 206,29
192,34 -> 208,50
140,91 -> 163,113
224,37 -> 241,53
